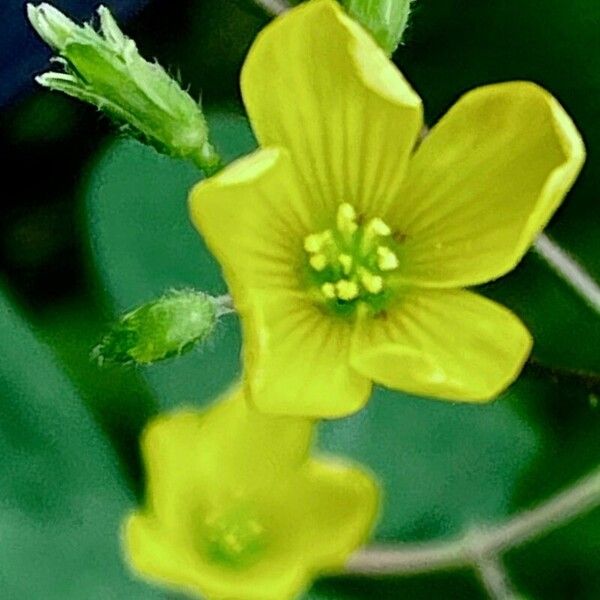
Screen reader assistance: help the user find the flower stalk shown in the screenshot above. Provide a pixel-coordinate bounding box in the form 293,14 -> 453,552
347,463 -> 600,576
253,0 -> 291,15
534,233 -> 600,315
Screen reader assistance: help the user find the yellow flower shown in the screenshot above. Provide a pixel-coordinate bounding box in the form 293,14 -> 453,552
124,388 -> 379,600
189,0 -> 585,417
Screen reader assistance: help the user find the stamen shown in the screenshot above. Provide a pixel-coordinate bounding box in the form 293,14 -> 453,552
336,203 -> 358,235
335,279 -> 359,301
339,254 -> 353,275
304,230 -> 332,254
366,217 -> 391,237
309,254 -> 328,271
377,246 -> 399,271
360,269 -> 384,294
303,203 -> 401,311
203,507 -> 266,568
321,282 -> 336,299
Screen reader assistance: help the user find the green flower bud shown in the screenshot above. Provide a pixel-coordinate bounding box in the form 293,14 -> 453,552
27,4 -> 221,173
93,290 -> 224,366
342,0 -> 415,55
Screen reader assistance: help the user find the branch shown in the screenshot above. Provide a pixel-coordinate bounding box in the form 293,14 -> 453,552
526,358 -> 600,394
534,233 -> 600,315
347,463 -> 600,575
252,0 -> 291,16
473,554 -> 519,600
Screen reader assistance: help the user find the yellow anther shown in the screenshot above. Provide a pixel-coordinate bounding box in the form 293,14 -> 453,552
309,253 -> 328,272
360,270 -> 384,294
377,246 -> 399,271
336,203 -> 358,235
366,217 -> 391,237
335,279 -> 359,301
304,231 -> 332,254
338,254 -> 353,275
321,282 -> 336,299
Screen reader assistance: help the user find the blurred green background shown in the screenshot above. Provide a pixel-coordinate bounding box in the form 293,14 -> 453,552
1,0 -> 598,598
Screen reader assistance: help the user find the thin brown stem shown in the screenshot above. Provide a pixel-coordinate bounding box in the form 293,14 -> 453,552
473,554 -> 520,600
534,233 -> 600,315
252,0 -> 290,16
347,464 -> 600,575
526,358 -> 600,393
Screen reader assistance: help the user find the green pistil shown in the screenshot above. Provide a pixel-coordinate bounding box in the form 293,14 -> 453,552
303,203 -> 402,316
201,506 -> 266,569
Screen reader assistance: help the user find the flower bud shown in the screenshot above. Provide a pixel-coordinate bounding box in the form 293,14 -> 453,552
93,290 -> 221,366
27,4 -> 220,173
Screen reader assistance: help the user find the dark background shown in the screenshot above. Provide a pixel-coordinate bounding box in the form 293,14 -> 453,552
1,1 -> 599,598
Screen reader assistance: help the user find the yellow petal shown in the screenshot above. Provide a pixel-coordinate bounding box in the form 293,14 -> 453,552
125,514 -> 203,596
140,411 -> 207,536
140,389 -> 313,536
241,0 -> 423,219
290,459 -> 380,573
125,513 -> 309,600
127,390 -> 317,599
389,81 -> 585,287
189,147 -> 311,293
350,289 -> 532,401
241,288 -> 371,418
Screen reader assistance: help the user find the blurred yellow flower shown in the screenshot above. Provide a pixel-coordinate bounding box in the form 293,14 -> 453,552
189,0 -> 585,417
124,389 -> 379,600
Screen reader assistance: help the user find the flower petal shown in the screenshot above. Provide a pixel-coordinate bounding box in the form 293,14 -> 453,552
241,288 -> 371,418
128,391 -> 317,599
291,459 -> 380,572
125,513 -> 309,600
125,514 -> 202,595
350,289 -> 532,401
140,389 -> 313,534
389,82 -> 585,287
241,0 -> 423,219
140,411 -> 207,535
189,147 -> 311,293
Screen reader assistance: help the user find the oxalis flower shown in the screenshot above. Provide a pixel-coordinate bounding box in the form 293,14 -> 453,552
124,388 -> 379,600
190,0 -> 585,417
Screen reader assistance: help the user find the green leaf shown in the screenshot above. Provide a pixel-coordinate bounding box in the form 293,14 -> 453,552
319,385 -> 539,542
85,109 -> 539,545
0,284 -> 160,598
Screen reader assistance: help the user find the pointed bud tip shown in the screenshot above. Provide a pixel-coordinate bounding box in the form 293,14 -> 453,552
97,5 -> 125,46
27,2 -> 78,50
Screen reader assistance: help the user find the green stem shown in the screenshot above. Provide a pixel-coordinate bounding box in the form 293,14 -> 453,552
191,141 -> 225,176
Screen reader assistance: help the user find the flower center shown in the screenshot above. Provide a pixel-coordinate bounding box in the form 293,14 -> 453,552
201,505 -> 266,569
303,203 -> 401,315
